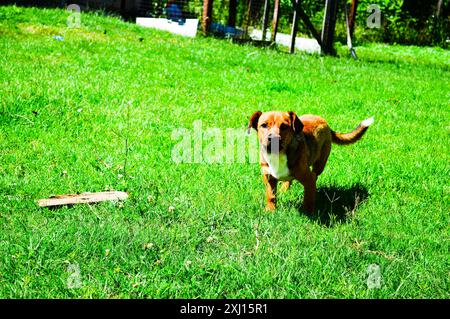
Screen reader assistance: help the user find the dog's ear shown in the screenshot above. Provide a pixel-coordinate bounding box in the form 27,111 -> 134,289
289,111 -> 303,133
247,111 -> 262,134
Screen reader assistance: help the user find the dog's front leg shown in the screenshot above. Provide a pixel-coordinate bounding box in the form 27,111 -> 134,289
279,181 -> 291,193
298,171 -> 317,214
263,173 -> 277,211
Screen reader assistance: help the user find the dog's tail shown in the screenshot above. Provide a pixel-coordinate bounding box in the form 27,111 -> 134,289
331,117 -> 374,145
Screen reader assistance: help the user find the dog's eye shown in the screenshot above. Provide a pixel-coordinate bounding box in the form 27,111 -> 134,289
260,123 -> 268,129
280,123 -> 289,130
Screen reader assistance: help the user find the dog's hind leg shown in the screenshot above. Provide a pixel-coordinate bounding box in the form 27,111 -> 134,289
297,171 -> 317,214
313,142 -> 331,176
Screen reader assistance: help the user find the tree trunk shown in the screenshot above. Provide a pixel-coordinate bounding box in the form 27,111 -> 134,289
262,0 -> 270,41
202,0 -> 214,35
436,0 -> 443,18
271,0 -> 280,42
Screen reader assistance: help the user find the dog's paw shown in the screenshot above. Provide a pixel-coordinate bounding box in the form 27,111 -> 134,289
265,202 -> 276,212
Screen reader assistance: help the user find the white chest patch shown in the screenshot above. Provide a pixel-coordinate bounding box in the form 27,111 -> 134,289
262,152 -> 291,180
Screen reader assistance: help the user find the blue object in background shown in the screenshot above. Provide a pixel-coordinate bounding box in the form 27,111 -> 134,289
166,3 -> 182,21
210,23 -> 244,38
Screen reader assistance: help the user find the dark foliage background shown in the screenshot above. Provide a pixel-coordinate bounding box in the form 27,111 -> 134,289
2,0 -> 449,47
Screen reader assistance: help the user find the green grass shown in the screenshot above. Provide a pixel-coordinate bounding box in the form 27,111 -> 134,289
0,6 -> 449,298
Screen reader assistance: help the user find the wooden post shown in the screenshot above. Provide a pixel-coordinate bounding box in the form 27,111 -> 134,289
228,0 -> 237,27
202,0 -> 213,35
271,0 -> 280,42
290,0 -> 300,54
348,0 -> 358,38
289,0 -> 322,47
262,0 -> 270,41
344,0 -> 357,59
297,6 -> 322,46
321,0 -> 338,55
244,0 -> 253,37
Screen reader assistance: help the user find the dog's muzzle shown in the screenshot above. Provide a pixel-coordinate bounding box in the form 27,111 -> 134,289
265,134 -> 282,154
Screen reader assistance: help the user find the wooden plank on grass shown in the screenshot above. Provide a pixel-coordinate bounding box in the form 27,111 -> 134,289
37,191 -> 129,208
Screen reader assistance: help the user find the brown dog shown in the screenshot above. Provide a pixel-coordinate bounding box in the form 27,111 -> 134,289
248,111 -> 374,213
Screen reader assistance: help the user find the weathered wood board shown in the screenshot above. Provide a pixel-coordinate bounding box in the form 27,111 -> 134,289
136,18 -> 199,38
37,191 -> 129,208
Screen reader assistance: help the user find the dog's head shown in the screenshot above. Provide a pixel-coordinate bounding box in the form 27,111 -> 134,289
247,111 -> 303,154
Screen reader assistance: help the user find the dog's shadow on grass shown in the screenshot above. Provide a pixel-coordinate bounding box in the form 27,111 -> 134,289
293,183 -> 369,227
